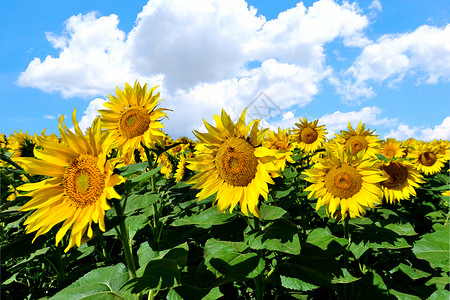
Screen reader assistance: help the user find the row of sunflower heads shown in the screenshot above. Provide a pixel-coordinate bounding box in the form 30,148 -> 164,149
302,122 -> 449,221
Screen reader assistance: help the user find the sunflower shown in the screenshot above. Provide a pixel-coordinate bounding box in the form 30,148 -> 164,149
410,143 -> 447,175
430,139 -> 449,162
0,133 -> 7,149
303,144 -> 386,219
379,160 -> 425,204
263,128 -> 295,172
7,130 -> 36,160
334,122 -> 380,157
291,118 -> 327,153
174,154 -> 188,182
99,81 -> 168,159
157,152 -> 174,179
186,109 -> 281,217
379,138 -> 405,159
17,110 -> 124,252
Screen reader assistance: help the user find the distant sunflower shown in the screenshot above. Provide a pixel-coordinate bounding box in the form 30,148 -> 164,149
291,118 -> 327,153
431,139 -> 449,162
7,130 -> 36,160
99,81 -> 167,158
303,144 -> 385,219
379,160 -> 425,204
335,122 -> 380,157
263,128 -> 295,171
186,110 -> 280,217
17,111 -> 124,252
0,133 -> 7,149
174,154 -> 188,182
379,138 -> 405,158
410,143 -> 446,175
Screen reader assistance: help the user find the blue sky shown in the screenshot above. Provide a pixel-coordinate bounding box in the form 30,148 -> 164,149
1,0 -> 449,141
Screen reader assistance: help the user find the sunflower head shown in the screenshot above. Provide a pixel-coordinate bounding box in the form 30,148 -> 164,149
263,128 -> 295,171
303,144 -> 385,220
379,138 -> 405,159
410,143 -> 446,175
379,159 -> 425,204
7,130 -> 36,159
18,109 -> 124,252
335,122 -> 380,157
99,81 -> 168,161
291,118 -> 327,153
186,109 -> 281,217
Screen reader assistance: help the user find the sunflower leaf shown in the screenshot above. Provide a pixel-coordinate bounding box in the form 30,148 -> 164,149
50,263 -> 133,300
412,224 -> 449,272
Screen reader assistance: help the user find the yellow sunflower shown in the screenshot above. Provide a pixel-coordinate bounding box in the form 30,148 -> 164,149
174,153 -> 188,182
334,122 -> 380,157
263,128 -> 295,171
379,160 -> 425,204
291,118 -> 327,153
303,144 -> 386,219
186,110 -> 281,217
99,81 -> 168,159
17,110 -> 124,252
379,138 -> 405,159
7,130 -> 36,160
1,133 -> 7,149
410,143 -> 447,175
430,139 -> 449,162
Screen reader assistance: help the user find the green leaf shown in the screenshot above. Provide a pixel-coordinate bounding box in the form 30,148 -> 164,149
203,239 -> 264,281
331,268 -> 360,284
136,242 -> 189,273
280,274 -> 318,291
246,219 -> 301,254
131,165 -> 163,183
124,192 -> 159,215
306,228 -> 348,251
118,162 -> 149,177
383,222 -> 417,236
125,215 -> 148,242
259,203 -> 290,220
121,259 -> 181,294
427,290 -> 450,300
171,206 -> 236,226
398,263 -> 431,280
349,241 -> 368,260
413,224 -> 449,272
426,272 -> 449,290
50,263 -> 132,300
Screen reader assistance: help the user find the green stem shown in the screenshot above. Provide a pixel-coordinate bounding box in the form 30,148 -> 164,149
0,153 -> 35,183
112,199 -> 137,280
254,274 -> 265,300
344,217 -> 350,269
55,243 -> 65,282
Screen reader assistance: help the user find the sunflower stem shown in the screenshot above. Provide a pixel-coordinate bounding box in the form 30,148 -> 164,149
343,217 -> 350,269
0,153 -> 35,183
112,199 -> 138,280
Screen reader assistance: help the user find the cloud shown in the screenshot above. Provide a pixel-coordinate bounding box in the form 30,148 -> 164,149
368,0 -> 382,11
18,12 -> 162,98
385,117 -> 450,141
77,98 -> 107,132
43,115 -> 56,120
338,24 -> 450,101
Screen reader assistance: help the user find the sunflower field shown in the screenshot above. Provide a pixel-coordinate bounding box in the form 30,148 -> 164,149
1,82 -> 449,300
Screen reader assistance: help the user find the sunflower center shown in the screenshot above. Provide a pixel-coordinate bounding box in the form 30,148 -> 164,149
381,162 -> 408,187
345,136 -> 368,155
63,154 -> 105,208
324,165 -> 362,199
300,127 -> 318,144
215,137 -> 258,186
419,151 -> 437,166
384,147 -> 395,158
118,106 -> 151,139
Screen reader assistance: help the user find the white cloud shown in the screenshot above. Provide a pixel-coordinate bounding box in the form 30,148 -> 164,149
77,98 -> 107,132
43,115 -> 56,120
368,0 -> 382,12
18,12 -> 161,98
339,24 -> 450,101
385,117 -> 450,141
318,106 -> 396,137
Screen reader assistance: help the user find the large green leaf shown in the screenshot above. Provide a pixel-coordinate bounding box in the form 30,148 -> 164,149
50,264 -> 132,300
125,215 -> 148,242
306,228 -> 347,251
121,259 -> 181,294
171,206 -> 236,226
427,289 -> 450,300
124,192 -> 159,215
259,203 -> 290,220
203,239 -> 264,281
118,162 -> 149,177
412,224 -> 449,272
246,219 -> 301,254
131,165 -> 163,183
